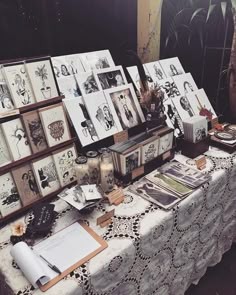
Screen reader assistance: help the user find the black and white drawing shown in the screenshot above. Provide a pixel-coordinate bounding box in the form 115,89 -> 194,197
159,57 -> 185,77
171,95 -> 195,121
144,61 -> 167,82
75,72 -> 101,96
0,83 -> 15,113
57,75 -> 81,98
159,132 -> 174,154
0,127 -> 12,167
172,73 -> 198,95
163,98 -> 183,137
79,50 -> 115,71
141,138 -> 160,164
159,78 -> 180,98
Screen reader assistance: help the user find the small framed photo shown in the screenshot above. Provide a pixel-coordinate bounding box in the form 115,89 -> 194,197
39,103 -> 71,147
52,144 -> 77,187
159,131 -> 174,155
0,82 -> 15,113
120,147 -> 141,175
32,155 -> 61,197
93,66 -> 127,90
159,57 -> 185,77
12,163 -> 41,206
75,71 -> 101,97
0,126 -> 12,167
141,136 -> 160,164
172,73 -> 198,96
25,57 -> 60,102
79,49 -> 115,71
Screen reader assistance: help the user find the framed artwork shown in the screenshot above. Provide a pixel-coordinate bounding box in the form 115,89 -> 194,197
51,54 -> 84,79
39,103 -> 71,147
159,57 -> 185,77
75,71 -> 101,97
57,75 -> 81,98
25,57 -> 60,102
52,144 -> 77,187
0,82 -> 15,113
172,73 -> 198,96
144,61 -> 167,82
159,131 -> 174,155
63,97 -> 99,146
159,78 -> 180,98
163,98 -> 183,137
0,127 -> 12,167
104,84 -> 145,129
21,110 -> 48,153
171,95 -> 195,121
94,66 -> 128,90
120,147 -> 141,175
126,66 -> 142,93
141,137 -> 160,164
1,118 -> 32,161
32,155 -> 60,197
79,50 -> 115,71
0,172 -> 22,217
12,164 -> 41,206
3,62 -> 36,107
83,91 -> 123,140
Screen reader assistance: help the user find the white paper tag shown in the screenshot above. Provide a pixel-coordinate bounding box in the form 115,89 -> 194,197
80,185 -> 103,201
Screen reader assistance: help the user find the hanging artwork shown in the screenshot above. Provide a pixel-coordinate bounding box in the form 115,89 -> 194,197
75,71 -> 101,97
1,118 -> 32,161
159,57 -> 185,77
39,103 -> 71,147
21,110 -> 48,153
104,84 -> 145,129
25,57 -> 60,102
12,164 -> 41,206
0,172 -> 21,217
83,91 -> 123,140
0,127 -> 12,167
57,75 -> 81,98
0,82 -> 15,113
52,144 -> 77,187
172,73 -> 198,96
144,61 -> 167,82
63,97 -> 99,146
3,62 -> 36,108
32,155 -> 60,197
79,50 -> 115,71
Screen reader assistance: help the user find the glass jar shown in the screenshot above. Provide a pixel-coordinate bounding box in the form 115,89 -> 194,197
86,151 -> 100,184
100,151 -> 114,193
75,156 -> 90,185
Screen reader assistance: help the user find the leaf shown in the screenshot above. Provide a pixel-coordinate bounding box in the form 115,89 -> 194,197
190,8 -> 205,24
206,4 -> 216,22
221,2 -> 227,21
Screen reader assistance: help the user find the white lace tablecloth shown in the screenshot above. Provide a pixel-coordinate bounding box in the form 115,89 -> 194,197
0,147 -> 236,295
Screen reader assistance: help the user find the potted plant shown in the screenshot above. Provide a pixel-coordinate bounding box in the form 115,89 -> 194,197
35,64 -> 51,99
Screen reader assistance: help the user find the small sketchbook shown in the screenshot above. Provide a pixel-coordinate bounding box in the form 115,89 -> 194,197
10,222 -> 107,291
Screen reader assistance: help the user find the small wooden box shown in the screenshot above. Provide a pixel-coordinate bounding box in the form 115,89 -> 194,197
180,137 -> 209,159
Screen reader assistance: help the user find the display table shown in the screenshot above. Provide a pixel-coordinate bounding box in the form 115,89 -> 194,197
0,147 -> 236,295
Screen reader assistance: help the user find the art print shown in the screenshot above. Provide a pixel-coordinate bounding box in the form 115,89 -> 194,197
171,95 -> 195,121
142,138 -> 160,164
120,147 -> 140,175
52,145 -> 77,187
0,172 -> 21,217
94,66 -> 128,90
0,82 -> 15,113
0,127 -> 12,167
163,98 -> 183,137
126,66 -> 142,93
57,75 -> 81,98
25,58 -> 59,102
159,132 -> 174,154
32,155 -> 60,197
172,73 -> 198,96
21,110 -> 48,153
3,63 -> 36,107
104,84 -> 145,129
83,91 -> 123,140
39,103 -> 71,147
1,118 -> 32,161
12,164 -> 41,206
63,97 -> 99,146
144,61 -> 167,82
79,50 -> 115,71
159,57 -> 185,77
75,71 -> 101,96
159,78 -> 180,98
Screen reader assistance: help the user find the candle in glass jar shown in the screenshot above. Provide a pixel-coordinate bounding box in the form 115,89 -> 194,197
86,151 -> 100,184
75,156 -> 90,185
100,152 -> 114,193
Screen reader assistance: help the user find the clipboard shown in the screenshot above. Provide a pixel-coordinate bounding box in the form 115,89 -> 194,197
36,222 -> 108,291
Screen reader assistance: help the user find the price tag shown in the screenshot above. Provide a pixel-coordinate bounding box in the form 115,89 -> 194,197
113,130 -> 128,143
97,209 -> 115,226
132,166 -> 144,180
162,150 -> 171,161
195,155 -> 206,170
105,188 -> 124,205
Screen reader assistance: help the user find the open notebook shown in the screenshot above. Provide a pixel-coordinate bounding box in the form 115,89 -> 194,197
10,222 -> 107,291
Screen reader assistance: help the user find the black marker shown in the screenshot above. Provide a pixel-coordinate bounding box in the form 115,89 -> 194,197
40,255 -> 61,275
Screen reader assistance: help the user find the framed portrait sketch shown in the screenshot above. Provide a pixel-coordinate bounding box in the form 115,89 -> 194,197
0,127 -> 12,167
104,84 -> 145,129
83,91 -> 123,140
79,49 -> 115,71
25,57 -> 60,102
57,75 -> 81,98
52,144 -> 77,187
1,118 -> 32,161
93,66 -> 127,90
3,62 -> 36,108
12,164 -> 41,206
32,155 -> 60,197
120,147 -> 141,175
172,73 -> 198,96
159,57 -> 185,77
39,103 -> 71,147
144,61 -> 167,82
0,82 -> 15,113
0,172 -> 22,217
63,97 -> 99,146
75,71 -> 101,97
21,110 -> 48,153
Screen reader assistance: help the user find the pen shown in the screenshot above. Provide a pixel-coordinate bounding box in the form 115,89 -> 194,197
39,255 -> 62,275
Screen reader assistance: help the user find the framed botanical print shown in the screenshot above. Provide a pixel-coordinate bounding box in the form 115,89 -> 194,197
75,71 -> 101,97
1,118 -> 32,161
12,164 -> 41,206
52,144 -> 77,187
39,103 -> 71,147
3,62 -> 36,107
172,73 -> 198,96
0,172 -> 22,217
159,57 -> 185,77
25,57 -> 60,102
0,127 -> 12,167
104,84 -> 145,129
79,49 -> 115,71
0,82 -> 15,113
21,110 -> 48,153
32,155 -> 60,197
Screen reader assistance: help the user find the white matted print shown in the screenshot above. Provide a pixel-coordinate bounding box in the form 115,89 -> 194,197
94,66 -> 127,90
164,98 -> 183,137
63,97 -> 99,146
1,118 -> 32,161
32,155 -> 60,197
171,95 -> 195,121
172,73 -> 198,96
186,88 -> 217,121
159,132 -> 174,155
0,82 -> 15,113
83,91 -> 123,140
141,137 -> 160,164
3,62 -> 36,107
158,77 -> 180,98
79,50 -> 115,71
120,147 -> 141,175
0,127 -> 12,167
159,57 -> 185,77
104,84 -> 145,129
126,66 -> 141,93
57,75 -> 81,98
39,103 -> 71,147
52,144 -> 77,187
144,61 -> 167,82
25,58 -> 59,102
75,71 -> 101,96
